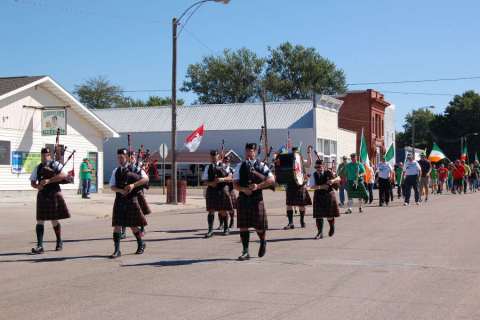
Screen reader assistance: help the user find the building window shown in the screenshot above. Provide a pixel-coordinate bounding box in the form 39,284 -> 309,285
0,140 -> 11,165
317,138 -> 337,166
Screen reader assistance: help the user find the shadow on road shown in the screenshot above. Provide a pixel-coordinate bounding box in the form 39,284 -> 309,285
122,258 -> 236,267
267,236 -> 314,243
0,254 -> 110,263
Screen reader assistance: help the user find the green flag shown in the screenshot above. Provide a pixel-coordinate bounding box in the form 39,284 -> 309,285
384,143 -> 395,162
359,128 -> 370,166
461,144 -> 468,161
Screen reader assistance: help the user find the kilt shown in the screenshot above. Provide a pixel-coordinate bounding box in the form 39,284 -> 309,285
137,192 -> 152,215
36,191 -> 71,221
346,180 -> 369,200
313,190 -> 340,218
230,190 -> 238,210
112,195 -> 148,227
205,187 -> 233,212
285,184 -> 312,206
237,193 -> 268,230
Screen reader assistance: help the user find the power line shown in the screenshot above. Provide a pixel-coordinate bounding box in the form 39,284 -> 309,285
381,90 -> 456,97
347,75 -> 480,86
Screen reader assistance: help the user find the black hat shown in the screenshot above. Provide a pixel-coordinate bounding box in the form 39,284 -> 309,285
41,147 -> 51,154
350,153 -> 357,158
117,148 -> 128,155
245,143 -> 257,150
292,147 -> 299,153
315,159 -> 323,166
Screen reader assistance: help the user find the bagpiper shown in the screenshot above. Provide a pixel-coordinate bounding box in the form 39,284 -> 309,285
233,143 -> 275,261
202,150 -> 234,237
29,147 -> 71,254
308,159 -> 341,239
109,148 -> 149,258
223,155 -> 237,229
283,147 -> 312,230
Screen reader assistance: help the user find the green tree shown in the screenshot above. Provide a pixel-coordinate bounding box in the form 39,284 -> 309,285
430,90 -> 480,159
74,76 -> 124,109
181,48 -> 265,104
146,96 -> 185,106
397,108 -> 435,151
116,97 -> 146,108
265,42 -> 347,100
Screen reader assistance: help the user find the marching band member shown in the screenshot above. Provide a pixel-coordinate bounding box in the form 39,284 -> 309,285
223,156 -> 237,229
109,148 -> 149,258
202,150 -> 234,237
283,147 -> 312,230
234,143 -> 275,261
308,159 -> 341,239
345,153 -> 368,213
30,147 -> 71,254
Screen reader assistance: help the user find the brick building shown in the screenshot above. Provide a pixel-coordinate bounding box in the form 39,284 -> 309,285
337,89 -> 391,165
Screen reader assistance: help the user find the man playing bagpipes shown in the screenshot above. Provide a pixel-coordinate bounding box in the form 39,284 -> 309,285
345,153 -> 369,213
283,146 -> 313,230
129,150 -> 152,235
109,148 -> 149,258
30,147 -> 71,254
222,155 -> 237,230
234,143 -> 275,261
202,150 -> 234,237
308,159 -> 341,239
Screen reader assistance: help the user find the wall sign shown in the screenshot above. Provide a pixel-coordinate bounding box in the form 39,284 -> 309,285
41,109 -> 67,136
11,151 -> 41,174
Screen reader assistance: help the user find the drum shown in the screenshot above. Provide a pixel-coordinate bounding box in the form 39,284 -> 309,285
274,153 -> 305,185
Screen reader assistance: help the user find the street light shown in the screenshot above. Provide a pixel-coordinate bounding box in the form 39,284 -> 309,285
171,0 -> 230,204
411,105 -> 434,152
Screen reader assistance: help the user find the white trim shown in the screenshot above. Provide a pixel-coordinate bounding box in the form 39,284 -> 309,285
0,76 -> 119,138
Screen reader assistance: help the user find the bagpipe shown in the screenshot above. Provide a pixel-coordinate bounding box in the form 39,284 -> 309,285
127,134 -> 159,180
40,128 -> 75,184
312,146 -> 339,190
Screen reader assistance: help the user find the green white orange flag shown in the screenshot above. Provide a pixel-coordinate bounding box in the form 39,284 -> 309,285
384,143 -> 395,162
359,128 -> 370,167
428,142 -> 446,162
460,144 -> 468,161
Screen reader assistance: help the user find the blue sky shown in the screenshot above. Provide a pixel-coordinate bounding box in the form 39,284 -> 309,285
1,0 -> 480,130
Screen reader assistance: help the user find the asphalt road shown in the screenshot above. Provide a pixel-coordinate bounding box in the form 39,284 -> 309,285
1,189 -> 480,320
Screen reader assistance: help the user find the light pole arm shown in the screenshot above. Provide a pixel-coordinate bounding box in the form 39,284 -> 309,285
178,0 -> 214,23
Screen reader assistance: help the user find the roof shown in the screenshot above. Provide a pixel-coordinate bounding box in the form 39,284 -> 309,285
0,76 -> 46,96
0,76 -> 119,138
93,99 -> 340,133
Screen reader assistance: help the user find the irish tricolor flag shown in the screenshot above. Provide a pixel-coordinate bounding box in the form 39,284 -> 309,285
460,145 -> 468,161
185,124 -> 205,152
359,128 -> 370,167
428,142 -> 446,162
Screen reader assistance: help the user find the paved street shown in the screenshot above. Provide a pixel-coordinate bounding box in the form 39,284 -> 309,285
1,189 -> 480,320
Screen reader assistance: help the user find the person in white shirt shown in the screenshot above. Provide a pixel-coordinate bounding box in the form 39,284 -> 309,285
377,156 -> 393,206
403,154 -> 422,205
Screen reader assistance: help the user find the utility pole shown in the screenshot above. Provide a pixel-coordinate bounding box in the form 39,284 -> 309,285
171,17 -> 178,204
261,89 -> 269,162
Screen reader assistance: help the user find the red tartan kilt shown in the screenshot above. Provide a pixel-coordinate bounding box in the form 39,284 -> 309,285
313,190 -> 340,218
112,195 -> 148,227
206,187 -> 233,212
137,193 -> 151,215
286,184 -> 312,206
230,190 -> 238,210
237,193 -> 268,230
36,191 -> 71,221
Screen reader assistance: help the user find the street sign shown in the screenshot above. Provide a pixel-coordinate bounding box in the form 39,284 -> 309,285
159,144 -> 168,159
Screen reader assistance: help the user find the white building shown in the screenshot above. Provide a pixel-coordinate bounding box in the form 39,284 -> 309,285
95,96 -> 356,182
0,76 -> 118,192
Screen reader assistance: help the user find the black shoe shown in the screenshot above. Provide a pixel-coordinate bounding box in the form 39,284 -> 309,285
314,232 -> 323,240
238,252 -> 250,261
31,246 -> 44,254
258,241 -> 267,258
229,220 -> 234,229
55,241 -> 63,251
135,243 -> 146,255
379,203 -> 384,207
300,221 -> 306,228
110,250 -> 122,259
223,228 -> 230,236
329,225 -> 335,237
204,230 -> 214,238
283,224 -> 294,230
120,232 -> 127,240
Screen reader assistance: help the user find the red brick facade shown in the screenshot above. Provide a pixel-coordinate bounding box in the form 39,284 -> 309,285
338,90 -> 390,164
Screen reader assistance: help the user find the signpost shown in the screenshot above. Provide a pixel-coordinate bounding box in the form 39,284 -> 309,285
159,144 -> 168,195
